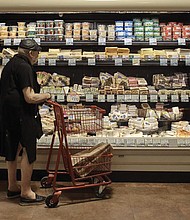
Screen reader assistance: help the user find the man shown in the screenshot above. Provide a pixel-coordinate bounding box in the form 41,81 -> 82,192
0,39 -> 51,205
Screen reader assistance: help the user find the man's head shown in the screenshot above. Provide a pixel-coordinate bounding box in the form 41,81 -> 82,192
18,39 -> 42,65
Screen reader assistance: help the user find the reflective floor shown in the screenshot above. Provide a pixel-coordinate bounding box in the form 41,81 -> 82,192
1,181 -> 190,220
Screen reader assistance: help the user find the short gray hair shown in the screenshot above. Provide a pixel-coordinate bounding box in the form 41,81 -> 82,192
18,47 -> 30,57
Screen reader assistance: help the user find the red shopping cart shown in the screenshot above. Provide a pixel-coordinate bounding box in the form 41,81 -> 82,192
41,100 -> 112,208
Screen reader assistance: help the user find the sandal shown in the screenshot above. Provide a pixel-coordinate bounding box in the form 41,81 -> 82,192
20,194 -> 46,206
7,190 -> 21,199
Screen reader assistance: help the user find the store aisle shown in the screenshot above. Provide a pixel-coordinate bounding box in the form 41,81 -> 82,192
1,181 -> 190,220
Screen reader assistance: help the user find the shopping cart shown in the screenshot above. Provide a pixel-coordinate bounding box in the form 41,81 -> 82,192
41,100 -> 113,208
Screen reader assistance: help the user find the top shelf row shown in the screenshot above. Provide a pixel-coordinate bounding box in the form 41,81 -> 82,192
1,38 -> 190,47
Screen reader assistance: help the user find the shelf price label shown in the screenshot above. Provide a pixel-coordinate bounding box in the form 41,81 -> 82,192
159,94 -> 168,102
68,58 -> 76,66
152,138 -> 161,146
160,58 -> 168,66
66,38 -> 73,45
13,38 -> 21,45
4,38 -> 11,46
160,138 -> 169,146
57,94 -> 65,102
115,58 -> 122,66
107,94 -> 115,102
171,94 -> 179,102
185,55 -> 190,66
125,94 -> 132,102
38,58 -> 46,66
140,94 -> 148,102
170,57 -> 178,66
33,38 -> 41,45
132,58 -> 140,66
98,37 -> 106,45
67,94 -> 80,102
150,94 -> 158,102
144,138 -> 153,146
48,59 -> 56,66
98,94 -> 105,102
85,94 -> 93,102
177,138 -> 186,147
185,138 -> 190,146
124,38 -> 132,45
149,38 -> 157,45
168,138 -> 178,147
181,94 -> 189,102
178,38 -> 186,45
136,138 -> 145,146
2,58 -> 9,66
88,58 -> 96,66
126,138 -> 136,146
131,94 -> 139,102
117,95 -> 125,102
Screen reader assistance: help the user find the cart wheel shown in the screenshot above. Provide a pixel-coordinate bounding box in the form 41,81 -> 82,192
40,176 -> 52,188
45,194 -> 59,208
95,185 -> 106,198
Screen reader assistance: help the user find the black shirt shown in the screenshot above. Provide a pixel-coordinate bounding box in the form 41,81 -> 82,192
0,54 -> 42,163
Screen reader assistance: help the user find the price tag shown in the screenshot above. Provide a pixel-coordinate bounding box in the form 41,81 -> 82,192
4,38 -> 11,46
57,94 -> 65,102
115,58 -> 122,66
171,94 -> 179,102
159,94 -> 168,102
136,138 -> 145,146
125,94 -> 132,102
185,138 -> 190,146
98,37 -> 106,45
178,38 -> 186,45
98,94 -> 105,102
160,138 -> 169,146
168,138 -> 178,147
124,38 -> 132,45
126,138 -> 135,146
160,58 -> 168,66
48,59 -> 56,66
68,59 -> 76,66
149,38 -> 157,45
66,38 -> 73,45
131,94 -> 139,102
71,137 -> 79,145
13,38 -> 21,45
33,38 -> 41,44
177,138 -> 186,147
152,138 -> 161,146
85,94 -> 93,102
140,94 -> 148,102
144,138 -> 153,146
108,137 -> 116,145
38,58 -> 45,66
150,94 -> 158,102
181,94 -> 189,102
117,138 -> 125,146
185,55 -> 190,66
107,94 -> 115,102
2,58 -> 9,66
132,58 -> 140,66
170,57 -> 178,66
67,94 -> 80,102
117,95 -> 125,102
88,58 -> 96,66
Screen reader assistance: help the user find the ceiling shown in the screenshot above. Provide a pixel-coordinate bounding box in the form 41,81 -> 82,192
0,0 -> 190,12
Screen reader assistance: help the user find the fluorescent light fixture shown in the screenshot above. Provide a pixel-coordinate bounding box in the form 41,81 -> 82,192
86,0 -> 117,1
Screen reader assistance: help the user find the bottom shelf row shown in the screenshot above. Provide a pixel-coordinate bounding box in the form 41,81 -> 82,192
37,135 -> 190,148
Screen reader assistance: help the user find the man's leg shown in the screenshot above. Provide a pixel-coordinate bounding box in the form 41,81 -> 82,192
6,144 -> 22,192
20,147 -> 35,199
